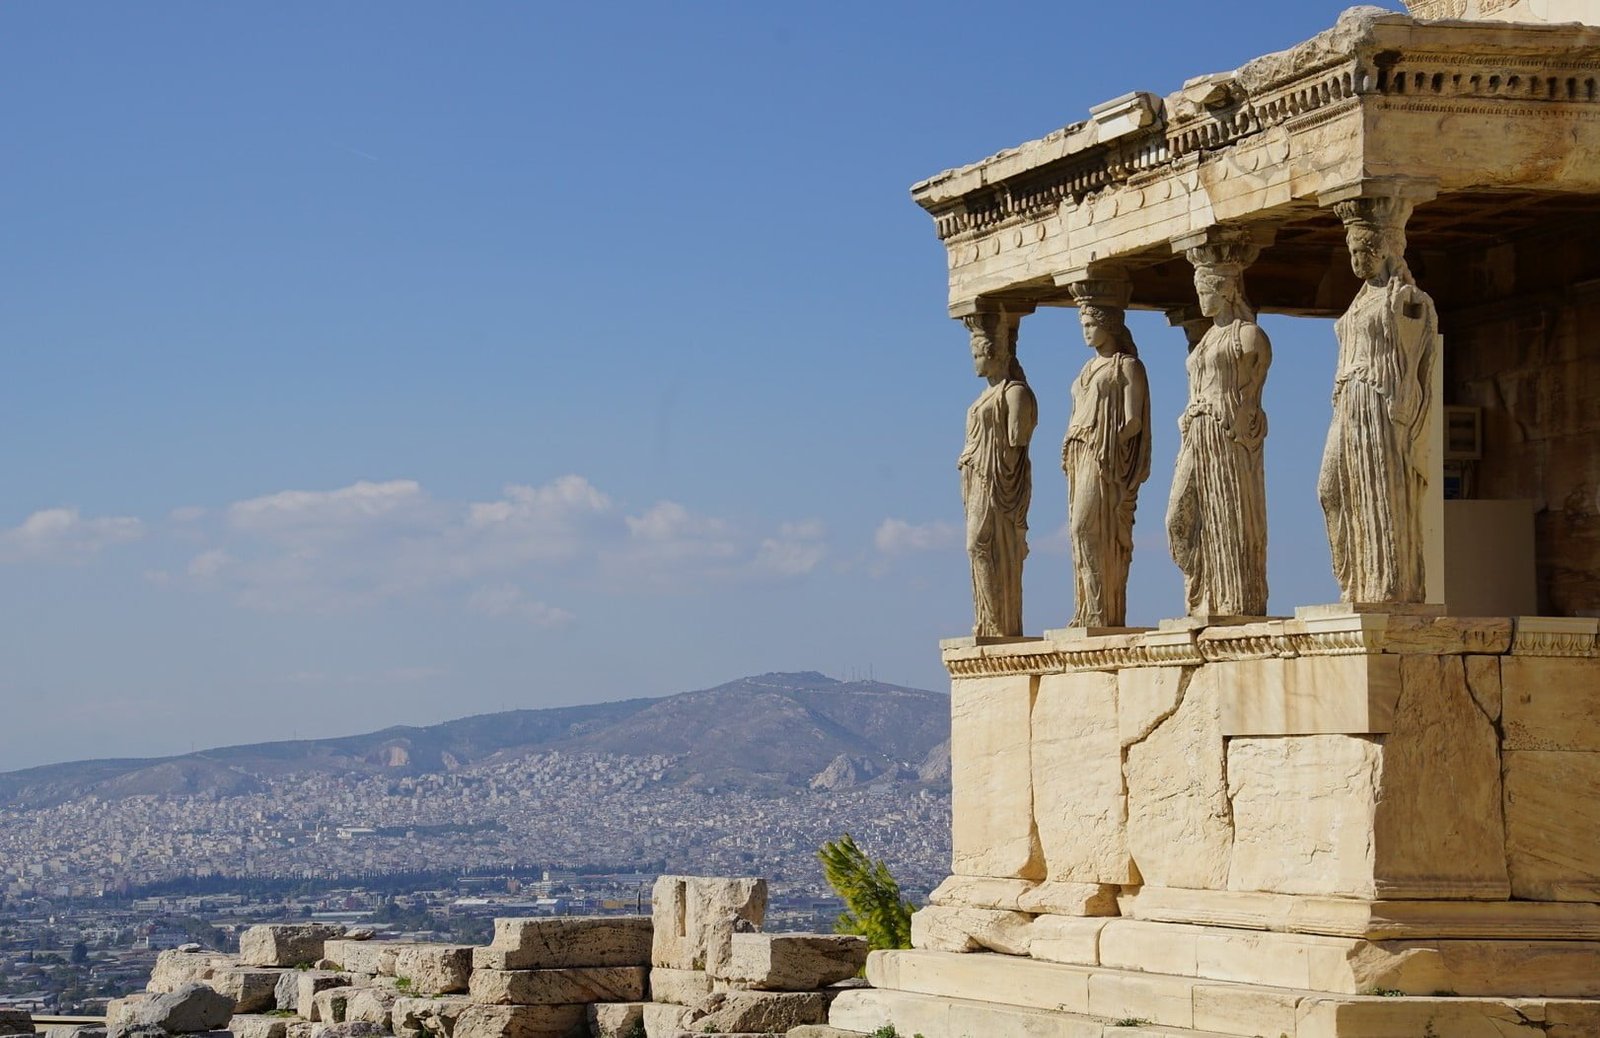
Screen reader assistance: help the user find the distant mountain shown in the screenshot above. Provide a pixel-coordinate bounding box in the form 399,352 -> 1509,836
0,672 -> 950,809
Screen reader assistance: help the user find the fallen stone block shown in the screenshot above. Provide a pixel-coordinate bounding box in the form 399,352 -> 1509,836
468,967 -> 646,1006
284,1022 -> 314,1038
647,967 -> 711,1005
391,997 -> 587,1038
692,990 -> 831,1033
649,876 -> 765,975
229,1015 -> 288,1038
148,951 -> 240,993
718,932 -> 867,990
309,985 -> 397,1028
586,1002 -> 646,1038
123,982 -> 234,1035
290,972 -> 354,1017
787,1028 -> 866,1038
105,994 -> 150,1038
322,940 -> 396,977
307,1024 -> 386,1038
640,1002 -> 696,1038
393,944 -> 473,996
478,916 -> 652,970
240,924 -> 345,968
211,967 -> 286,1014
44,1027 -> 106,1038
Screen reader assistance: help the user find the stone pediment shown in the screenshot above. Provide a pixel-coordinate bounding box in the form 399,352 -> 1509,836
1406,0 -> 1600,23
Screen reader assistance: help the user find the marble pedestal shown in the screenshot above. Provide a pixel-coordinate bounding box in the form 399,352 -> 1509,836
831,612 -> 1600,1037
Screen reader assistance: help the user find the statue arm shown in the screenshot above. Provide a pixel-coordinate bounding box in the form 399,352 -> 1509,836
1120,359 -> 1149,444
1235,323 -> 1272,449
1004,383 -> 1037,449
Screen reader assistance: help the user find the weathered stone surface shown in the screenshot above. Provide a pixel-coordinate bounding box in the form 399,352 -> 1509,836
1503,655 -> 1600,751
478,916 -> 651,970
393,997 -> 585,1038
1506,749 -> 1600,900
719,933 -> 866,990
309,986 -> 384,1026
467,967 -> 647,1006
1466,654 -> 1502,722
147,951 -> 240,993
950,674 -> 1043,880
1031,670 -> 1134,884
46,1027 -> 106,1038
106,994 -> 150,1038
639,1002 -> 696,1038
1025,914 -> 1110,966
1295,997 -> 1545,1038
0,1010 -> 30,1037
292,973 -> 353,1017
1228,734 -> 1382,897
210,969 -> 284,1014
1117,665 -> 1186,746
647,967 -> 710,1005
321,941 -> 396,977
864,949 -> 1090,1016
926,875 -> 1032,911
228,1016 -> 287,1038
1014,881 -> 1118,917
1381,615 -> 1513,656
239,925 -> 344,968
585,1002 -> 645,1038
308,1024 -> 386,1038
648,876 -> 765,975
1372,654 -> 1509,899
127,983 -> 235,1035
909,904 -> 1032,956
693,991 -> 830,1033
1213,653 -> 1399,735
393,945 -> 472,996
1126,665 -> 1231,889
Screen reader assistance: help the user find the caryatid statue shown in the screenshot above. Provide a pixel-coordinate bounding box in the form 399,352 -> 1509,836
1062,282 -> 1152,628
1167,238 -> 1272,617
1320,195 -> 1439,604
958,310 -> 1038,638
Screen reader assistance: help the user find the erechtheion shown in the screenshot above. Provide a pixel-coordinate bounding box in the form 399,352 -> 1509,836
828,2 -> 1600,1035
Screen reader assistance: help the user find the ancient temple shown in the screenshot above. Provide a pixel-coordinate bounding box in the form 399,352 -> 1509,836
826,3 -> 1600,1035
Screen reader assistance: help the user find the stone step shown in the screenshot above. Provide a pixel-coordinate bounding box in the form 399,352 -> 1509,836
830,988 -> 1247,1038
850,951 -> 1600,1037
910,909 -> 1600,996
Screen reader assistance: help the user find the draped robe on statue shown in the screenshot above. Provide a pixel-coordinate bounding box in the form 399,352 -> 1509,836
1167,321 -> 1270,617
1320,278 -> 1437,603
1063,353 -> 1152,628
960,377 -> 1036,638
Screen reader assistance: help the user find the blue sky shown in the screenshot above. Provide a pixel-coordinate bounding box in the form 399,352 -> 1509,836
0,1 -> 1406,769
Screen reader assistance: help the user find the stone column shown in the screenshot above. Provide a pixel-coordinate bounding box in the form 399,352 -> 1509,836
954,302 -> 1038,639
1317,178 -> 1442,606
1167,227 -> 1274,619
1054,267 -> 1152,630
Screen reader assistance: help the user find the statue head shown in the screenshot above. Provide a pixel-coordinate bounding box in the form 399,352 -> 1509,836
1186,239 -> 1259,321
963,311 -> 1025,381
1334,196 -> 1413,283
1078,305 -> 1139,358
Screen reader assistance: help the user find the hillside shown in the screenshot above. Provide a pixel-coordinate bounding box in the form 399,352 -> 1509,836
0,671 -> 950,809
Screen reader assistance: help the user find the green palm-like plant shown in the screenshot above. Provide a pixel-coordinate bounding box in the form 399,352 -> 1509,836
818,833 -> 915,950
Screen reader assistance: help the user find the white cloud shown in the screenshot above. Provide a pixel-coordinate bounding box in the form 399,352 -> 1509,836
752,521 -> 828,576
163,474 -> 820,613
874,518 -> 960,555
0,507 -> 144,563
230,479 -> 432,539
467,583 -> 574,627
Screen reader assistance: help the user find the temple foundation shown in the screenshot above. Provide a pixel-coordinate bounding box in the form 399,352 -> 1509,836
826,612 -> 1600,1035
